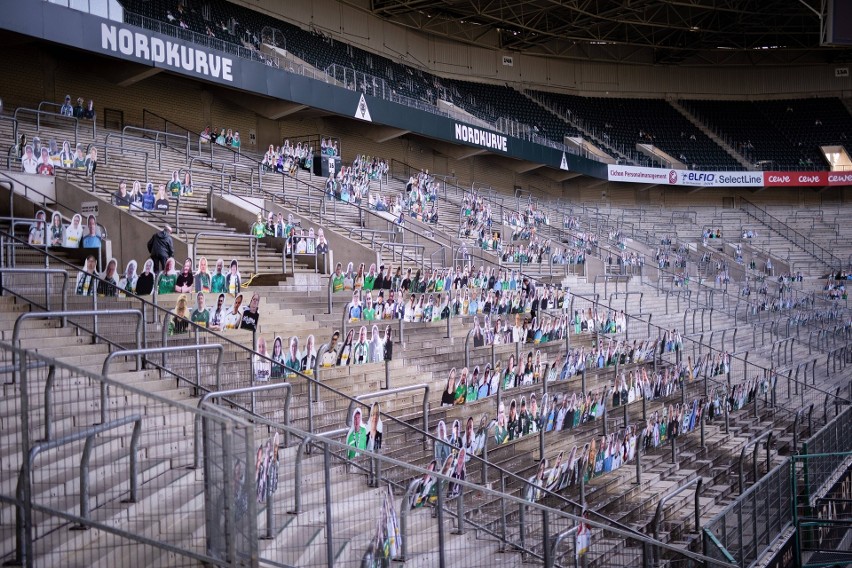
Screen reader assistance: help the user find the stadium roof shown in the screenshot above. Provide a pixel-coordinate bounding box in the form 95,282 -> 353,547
368,0 -> 852,65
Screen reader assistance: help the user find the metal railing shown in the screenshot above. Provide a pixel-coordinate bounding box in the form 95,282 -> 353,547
2,340 -> 252,568
13,414 -> 143,566
98,140 -> 154,180
0,235 -> 719,559
202,400 -> 736,568
703,406 -> 852,568
191,381 -> 293,470
192,231 -> 258,274
12,107 -> 89,147
11,308 -> 143,384
739,197 -> 842,270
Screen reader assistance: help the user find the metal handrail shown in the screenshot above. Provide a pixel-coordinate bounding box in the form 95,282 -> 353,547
0,268 -> 68,313
738,429 -> 773,494
192,231 -> 258,274
102,135 -> 155,176
103,341 -> 224,417
379,242 -> 425,273
13,107 -> 84,147
12,309 -> 142,385
207,402 -> 736,568
122,125 -> 189,155
548,524 -> 581,568
0,171 -> 110,238
192,382 -> 293,470
14,414 -> 141,565
189,156 -> 256,189
2,234 -> 731,555
346,384 -> 430,450
739,197 -> 842,269
652,476 -> 703,555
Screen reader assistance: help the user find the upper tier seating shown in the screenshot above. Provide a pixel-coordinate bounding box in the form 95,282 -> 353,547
679,98 -> 852,170
122,0 -> 435,103
120,1 -> 852,174
531,91 -> 743,170
441,80 -> 580,145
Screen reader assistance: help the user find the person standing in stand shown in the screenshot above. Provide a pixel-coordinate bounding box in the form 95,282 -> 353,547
147,225 -> 174,274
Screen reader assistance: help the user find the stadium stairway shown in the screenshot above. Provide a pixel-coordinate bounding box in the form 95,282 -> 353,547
667,101 -> 753,170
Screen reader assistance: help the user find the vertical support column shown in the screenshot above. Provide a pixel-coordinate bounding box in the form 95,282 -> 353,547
323,442 -> 334,568
436,480 -> 447,568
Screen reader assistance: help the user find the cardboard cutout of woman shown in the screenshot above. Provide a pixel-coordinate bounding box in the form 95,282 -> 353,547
284,336 -> 301,376
338,329 -> 354,366
447,447 -> 466,499
225,259 -> 241,296
269,336 -> 286,379
63,214 -> 83,248
27,210 -> 46,246
168,295 -> 190,335
48,211 -> 64,247
434,420 -> 451,466
255,444 -> 268,504
175,257 -> 195,293
346,407 -> 368,459
365,402 -> 383,453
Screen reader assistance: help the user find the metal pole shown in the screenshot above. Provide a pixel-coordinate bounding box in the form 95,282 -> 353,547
323,442 -> 334,568
542,510 -> 551,568
499,473 -> 507,552
635,432 -> 643,485
436,479 -> 447,568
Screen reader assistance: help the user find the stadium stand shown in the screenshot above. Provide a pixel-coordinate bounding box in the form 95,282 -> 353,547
0,0 -> 851,567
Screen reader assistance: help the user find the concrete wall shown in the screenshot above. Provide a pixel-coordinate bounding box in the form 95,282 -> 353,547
55,178 -> 189,267
2,172 -> 57,203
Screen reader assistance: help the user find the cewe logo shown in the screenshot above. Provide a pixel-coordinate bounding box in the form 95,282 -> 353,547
668,170 -> 677,184
798,175 -> 821,184
768,175 -> 790,184
828,173 -> 852,184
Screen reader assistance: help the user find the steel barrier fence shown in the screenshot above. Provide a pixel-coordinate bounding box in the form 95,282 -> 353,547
702,406 -> 852,568
791,450 -> 852,568
0,341 -> 254,568
799,406 -> 852,503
